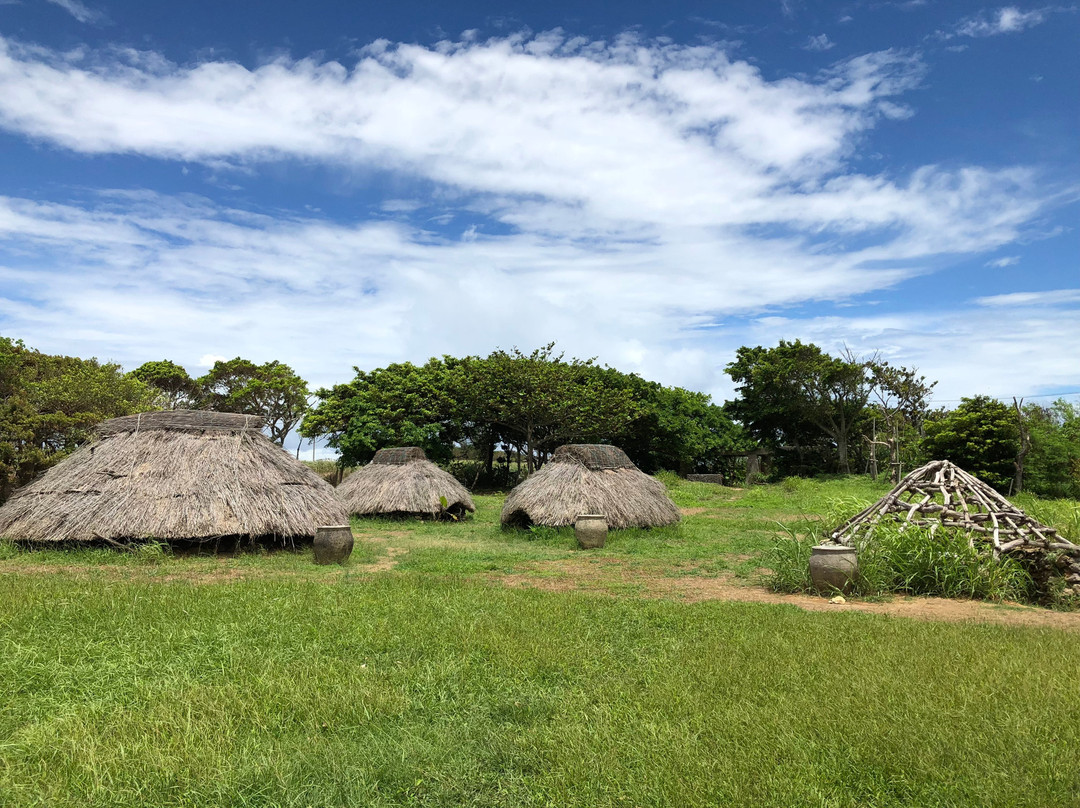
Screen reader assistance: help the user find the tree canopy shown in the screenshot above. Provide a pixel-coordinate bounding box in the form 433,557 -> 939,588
921,396 -> 1019,492
725,340 -> 875,473
461,344 -> 640,471
196,358 -> 310,446
299,358 -> 465,465
1,336 -> 154,502
129,360 -> 200,410
301,345 -> 746,475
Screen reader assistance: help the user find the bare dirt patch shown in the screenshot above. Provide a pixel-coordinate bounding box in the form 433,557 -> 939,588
488,558 -> 1080,633
361,545 -> 408,573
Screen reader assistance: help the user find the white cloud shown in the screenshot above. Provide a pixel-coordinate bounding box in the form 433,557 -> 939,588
804,34 -> 835,51
197,354 -> 228,367
974,289 -> 1080,307
0,31 -> 1072,401
950,6 -> 1051,38
0,33 -> 924,188
43,0 -> 104,24
985,255 -> 1020,267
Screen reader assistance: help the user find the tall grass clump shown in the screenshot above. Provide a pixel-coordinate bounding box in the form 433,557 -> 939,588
654,470 -> 682,489
767,522 -> 1035,603
1013,494 -> 1080,542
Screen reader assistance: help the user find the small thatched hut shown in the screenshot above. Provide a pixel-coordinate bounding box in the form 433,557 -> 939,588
0,410 -> 347,546
500,444 -> 680,529
336,447 -> 476,519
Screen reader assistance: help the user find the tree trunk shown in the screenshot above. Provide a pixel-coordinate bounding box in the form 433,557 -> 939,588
869,419 -> 878,481
1012,397 -> 1030,495
837,433 -> 850,474
890,422 -> 901,483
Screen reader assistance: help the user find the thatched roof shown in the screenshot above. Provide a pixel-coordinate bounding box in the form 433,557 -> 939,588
336,446 -> 476,519
370,446 -> 427,466
0,410 -> 347,545
500,444 -> 680,529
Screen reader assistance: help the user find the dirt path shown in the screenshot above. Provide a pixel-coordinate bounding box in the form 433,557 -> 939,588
488,558 -> 1080,633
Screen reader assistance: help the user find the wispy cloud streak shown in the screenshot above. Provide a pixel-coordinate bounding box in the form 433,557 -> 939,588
43,0 -> 105,24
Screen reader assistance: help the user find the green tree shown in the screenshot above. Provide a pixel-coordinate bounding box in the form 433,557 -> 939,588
921,396 -> 1019,492
868,361 -> 937,480
725,341 -> 874,473
595,369 -> 750,473
129,360 -> 199,410
462,344 -> 639,471
197,358 -> 309,446
1021,399 -> 1080,499
0,336 -> 155,502
300,358 -> 465,465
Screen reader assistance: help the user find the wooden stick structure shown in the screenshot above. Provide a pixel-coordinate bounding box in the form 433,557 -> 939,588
829,460 -> 1080,593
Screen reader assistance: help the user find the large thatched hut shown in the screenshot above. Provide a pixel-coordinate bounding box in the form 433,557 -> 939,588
0,410 -> 347,546
500,444 -> 680,529
336,447 -> 476,519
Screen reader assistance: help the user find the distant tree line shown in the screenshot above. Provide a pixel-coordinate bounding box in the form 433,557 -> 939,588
298,343 -> 751,485
724,340 -> 1080,498
2,333 -> 1078,502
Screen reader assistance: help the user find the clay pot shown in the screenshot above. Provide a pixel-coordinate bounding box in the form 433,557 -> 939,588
575,514 -> 608,549
313,525 -> 354,565
809,544 -> 858,593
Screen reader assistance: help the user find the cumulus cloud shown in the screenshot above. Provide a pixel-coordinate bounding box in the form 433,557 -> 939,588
0,31 -> 1070,399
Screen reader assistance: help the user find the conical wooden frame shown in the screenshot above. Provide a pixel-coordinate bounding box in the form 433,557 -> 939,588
829,460 -> 1077,559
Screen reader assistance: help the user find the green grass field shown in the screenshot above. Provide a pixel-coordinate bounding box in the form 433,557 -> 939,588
2,477 -> 1079,807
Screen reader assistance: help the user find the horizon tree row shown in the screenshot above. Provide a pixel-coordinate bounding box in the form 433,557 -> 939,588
2,334 -> 1078,501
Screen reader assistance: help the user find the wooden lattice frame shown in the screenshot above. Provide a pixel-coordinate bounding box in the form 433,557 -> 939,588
829,460 -> 1079,559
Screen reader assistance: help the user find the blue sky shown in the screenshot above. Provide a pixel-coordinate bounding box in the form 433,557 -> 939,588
0,0 -> 1077,420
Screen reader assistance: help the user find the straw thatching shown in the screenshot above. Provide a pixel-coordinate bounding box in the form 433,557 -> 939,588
0,410 -> 348,546
500,444 -> 680,529
335,446 -> 476,519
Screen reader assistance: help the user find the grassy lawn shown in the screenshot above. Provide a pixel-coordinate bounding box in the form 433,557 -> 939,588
2,477 -> 1079,806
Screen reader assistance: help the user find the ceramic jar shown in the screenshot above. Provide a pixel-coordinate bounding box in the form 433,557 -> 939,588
574,514 -> 608,549
313,525 -> 354,565
809,544 -> 858,593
